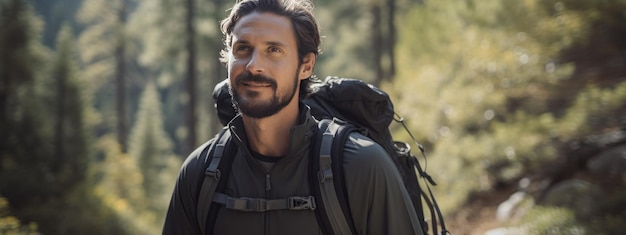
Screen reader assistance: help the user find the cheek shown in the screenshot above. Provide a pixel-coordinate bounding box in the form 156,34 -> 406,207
228,60 -> 246,78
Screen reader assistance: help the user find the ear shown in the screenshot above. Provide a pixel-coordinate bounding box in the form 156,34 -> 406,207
298,52 -> 316,80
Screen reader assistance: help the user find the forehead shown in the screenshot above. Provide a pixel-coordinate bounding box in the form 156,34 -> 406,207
232,11 -> 296,47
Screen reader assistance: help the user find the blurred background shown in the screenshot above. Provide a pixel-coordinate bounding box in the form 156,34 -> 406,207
1,0 -> 625,234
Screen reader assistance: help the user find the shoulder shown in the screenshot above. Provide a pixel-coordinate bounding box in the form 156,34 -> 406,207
184,140 -> 213,167
177,139 -> 216,187
163,139 -> 218,234
341,132 -> 396,174
340,132 -> 424,235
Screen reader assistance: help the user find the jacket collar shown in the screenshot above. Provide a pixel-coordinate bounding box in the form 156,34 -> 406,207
227,103 -> 317,164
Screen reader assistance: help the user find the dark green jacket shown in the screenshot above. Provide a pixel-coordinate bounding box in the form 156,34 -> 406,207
162,106 -> 423,235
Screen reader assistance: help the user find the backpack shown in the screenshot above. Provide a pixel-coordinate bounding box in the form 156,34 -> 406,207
200,76 -> 449,235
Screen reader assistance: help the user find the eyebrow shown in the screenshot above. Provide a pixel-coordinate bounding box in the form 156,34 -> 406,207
234,39 -> 287,48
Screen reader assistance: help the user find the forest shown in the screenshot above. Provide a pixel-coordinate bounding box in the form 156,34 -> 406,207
1,0 -> 625,234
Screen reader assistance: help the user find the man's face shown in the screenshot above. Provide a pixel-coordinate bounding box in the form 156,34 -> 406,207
227,12 -> 305,119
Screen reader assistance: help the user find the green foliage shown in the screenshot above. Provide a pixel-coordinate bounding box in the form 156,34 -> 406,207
128,82 -> 181,216
315,0 -> 388,82
88,82 -> 181,235
388,0 -> 626,216
0,2 -> 127,233
504,180 -> 626,235
0,197 -> 39,235
512,187 -> 626,234
557,82 -> 626,138
519,206 -> 585,235
45,24 -> 91,191
30,0 -> 83,48
315,2 -> 374,80
0,0 -> 49,152
128,0 -> 185,72
91,135 -> 159,235
127,0 -> 189,151
128,0 -> 229,149
0,0 -> 52,226
76,0 -> 123,88
76,0 -> 139,153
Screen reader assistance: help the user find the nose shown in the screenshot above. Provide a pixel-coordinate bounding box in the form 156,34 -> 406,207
245,50 -> 265,75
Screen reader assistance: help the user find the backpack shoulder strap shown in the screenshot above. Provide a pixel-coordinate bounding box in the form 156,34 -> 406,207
313,118 -> 359,235
197,127 -> 233,234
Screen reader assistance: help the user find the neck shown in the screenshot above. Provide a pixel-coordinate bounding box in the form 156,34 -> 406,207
241,100 -> 300,157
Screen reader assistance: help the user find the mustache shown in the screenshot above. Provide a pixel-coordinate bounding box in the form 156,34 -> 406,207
235,72 -> 277,88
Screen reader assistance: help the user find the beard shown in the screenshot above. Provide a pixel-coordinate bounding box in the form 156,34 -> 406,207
230,70 -> 299,119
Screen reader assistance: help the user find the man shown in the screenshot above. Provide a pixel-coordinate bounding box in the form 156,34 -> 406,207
162,0 -> 423,234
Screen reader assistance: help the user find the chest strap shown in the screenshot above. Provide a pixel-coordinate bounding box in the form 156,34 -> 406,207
213,193 -> 316,212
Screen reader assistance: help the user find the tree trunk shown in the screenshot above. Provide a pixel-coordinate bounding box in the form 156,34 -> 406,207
386,0 -> 396,79
371,3 -> 384,86
185,0 -> 197,152
0,56 -> 12,158
210,58 -> 224,135
209,0 -> 226,135
54,60 -> 67,172
116,0 -> 128,153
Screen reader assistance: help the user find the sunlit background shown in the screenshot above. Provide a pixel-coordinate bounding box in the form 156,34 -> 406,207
1,0 -> 625,234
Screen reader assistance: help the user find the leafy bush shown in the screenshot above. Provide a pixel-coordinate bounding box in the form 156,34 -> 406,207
519,206 -> 585,235
0,197 -> 39,235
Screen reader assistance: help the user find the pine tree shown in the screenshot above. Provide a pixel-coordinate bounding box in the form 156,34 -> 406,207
129,0 -> 228,154
128,81 -> 181,225
0,0 -> 52,222
89,82 -> 180,235
0,0 -> 48,159
92,135 -> 155,235
50,24 -> 89,191
77,0 -> 130,152
0,1 -> 116,233
37,23 -> 120,235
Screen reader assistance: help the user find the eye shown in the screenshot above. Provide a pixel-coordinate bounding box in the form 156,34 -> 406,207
234,45 -> 252,56
267,46 -> 283,54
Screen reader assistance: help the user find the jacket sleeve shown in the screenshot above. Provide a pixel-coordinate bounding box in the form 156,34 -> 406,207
342,133 -> 424,235
162,141 -> 212,235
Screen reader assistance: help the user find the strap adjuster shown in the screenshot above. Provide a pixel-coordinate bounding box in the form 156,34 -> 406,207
205,168 -> 221,180
288,196 -> 316,210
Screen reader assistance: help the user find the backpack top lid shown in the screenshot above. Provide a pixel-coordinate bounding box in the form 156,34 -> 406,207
212,76 -> 395,144
304,76 -> 395,145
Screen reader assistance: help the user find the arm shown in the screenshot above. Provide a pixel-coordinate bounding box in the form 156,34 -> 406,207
162,142 -> 212,235
342,133 -> 424,235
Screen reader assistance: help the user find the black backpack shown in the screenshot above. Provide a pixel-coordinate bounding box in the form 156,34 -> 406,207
200,76 -> 449,235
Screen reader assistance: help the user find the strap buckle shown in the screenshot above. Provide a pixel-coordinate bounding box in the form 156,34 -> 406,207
245,198 -> 266,212
288,196 -> 316,210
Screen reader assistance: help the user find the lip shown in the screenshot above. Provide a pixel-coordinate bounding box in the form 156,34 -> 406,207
241,82 -> 272,88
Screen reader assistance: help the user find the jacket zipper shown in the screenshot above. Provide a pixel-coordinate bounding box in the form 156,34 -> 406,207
231,125 -> 272,235
265,173 -> 271,235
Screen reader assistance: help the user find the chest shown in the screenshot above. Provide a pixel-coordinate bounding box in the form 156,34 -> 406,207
212,150 -> 321,235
